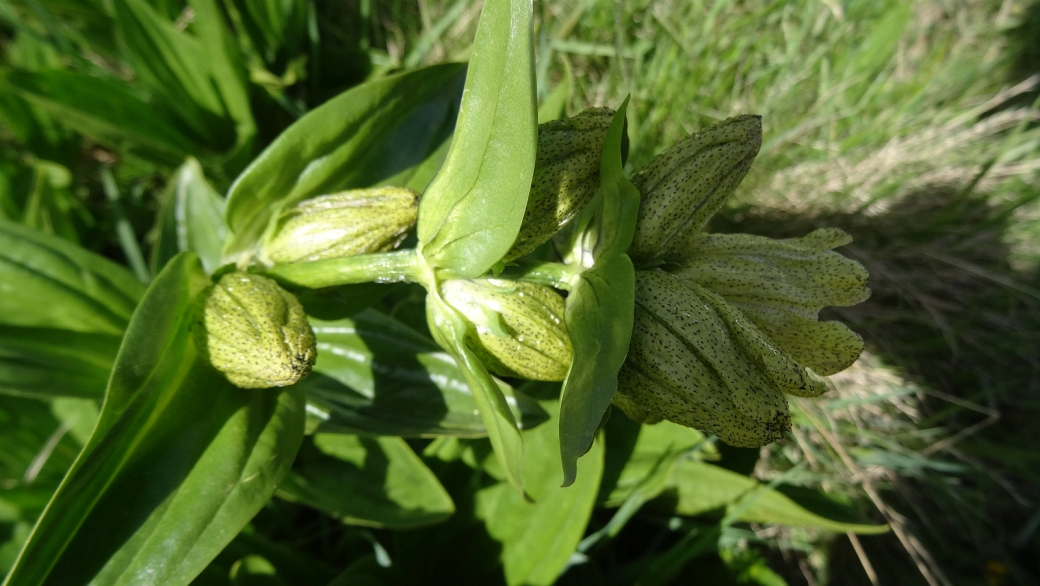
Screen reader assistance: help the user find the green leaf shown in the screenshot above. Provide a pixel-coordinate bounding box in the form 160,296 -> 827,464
151,157 -> 229,275
0,219 -> 145,334
3,253 -> 306,586
598,415 -> 707,507
223,64 -> 464,263
227,0 -> 308,62
427,290 -> 526,494
278,434 -> 455,529
112,0 -> 237,149
558,101 -> 639,486
656,460 -> 888,534
416,0 -> 536,277
3,69 -> 196,162
186,0 -> 256,166
0,325 -> 120,399
473,396 -> 604,586
302,310 -> 547,437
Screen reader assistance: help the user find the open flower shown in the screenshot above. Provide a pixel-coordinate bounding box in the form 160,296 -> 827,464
613,116 -> 869,446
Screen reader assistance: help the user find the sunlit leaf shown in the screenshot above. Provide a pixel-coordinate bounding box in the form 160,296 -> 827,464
3,253 -> 306,586
416,0 -> 536,277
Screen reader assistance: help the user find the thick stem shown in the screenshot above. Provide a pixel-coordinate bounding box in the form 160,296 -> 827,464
499,260 -> 576,291
261,249 -> 422,289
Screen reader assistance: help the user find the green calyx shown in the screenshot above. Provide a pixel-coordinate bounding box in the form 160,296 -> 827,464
440,277 -> 572,381
628,115 -> 762,265
505,107 -> 615,261
261,186 -> 419,265
198,271 -> 317,389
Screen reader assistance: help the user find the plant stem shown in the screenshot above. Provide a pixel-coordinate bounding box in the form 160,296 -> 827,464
499,260 -> 576,291
262,249 -> 422,289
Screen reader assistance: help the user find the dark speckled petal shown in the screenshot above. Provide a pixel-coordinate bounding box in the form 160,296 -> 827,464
200,272 -> 317,388
504,108 -> 615,261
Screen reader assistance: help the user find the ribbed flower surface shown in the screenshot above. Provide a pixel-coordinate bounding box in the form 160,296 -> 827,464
262,187 -> 419,264
441,278 -> 572,381
200,272 -> 316,389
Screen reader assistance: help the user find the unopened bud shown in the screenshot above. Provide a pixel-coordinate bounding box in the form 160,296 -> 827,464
628,115 -> 762,264
674,229 -> 869,377
505,108 -> 615,261
440,278 -> 572,381
199,272 -> 317,389
616,270 -> 791,447
262,187 -> 418,264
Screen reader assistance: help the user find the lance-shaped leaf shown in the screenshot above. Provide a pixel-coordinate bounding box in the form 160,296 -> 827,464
416,0 -> 536,277
2,70 -> 197,162
558,100 -> 639,486
302,310 -> 547,437
0,221 -> 142,399
224,64 -> 464,263
0,219 -> 145,335
0,326 -> 120,400
427,290 -> 525,493
474,396 -> 604,586
278,434 -> 455,530
655,459 -> 888,534
186,0 -> 256,165
151,157 -> 228,275
598,416 -> 707,508
2,253 -> 306,586
112,0 -> 239,149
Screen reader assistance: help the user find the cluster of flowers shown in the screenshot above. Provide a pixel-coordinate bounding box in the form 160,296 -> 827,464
197,107 -> 868,448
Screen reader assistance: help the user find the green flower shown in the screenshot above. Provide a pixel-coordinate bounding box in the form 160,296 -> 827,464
440,278 -> 572,381
261,187 -> 418,265
505,107 -> 615,261
628,115 -> 762,265
617,270 -> 794,447
674,229 -> 870,375
614,231 -> 869,446
199,272 -> 317,389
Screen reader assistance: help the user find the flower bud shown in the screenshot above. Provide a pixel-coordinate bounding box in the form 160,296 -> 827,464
674,229 -> 869,377
504,108 -> 615,261
628,115 -> 762,264
261,187 -> 419,265
199,272 -> 317,389
616,270 -> 791,447
440,278 -> 572,381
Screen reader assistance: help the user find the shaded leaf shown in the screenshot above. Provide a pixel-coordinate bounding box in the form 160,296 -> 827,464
303,310 -> 547,437
0,325 -> 120,400
3,69 -> 195,162
278,434 -> 455,529
0,219 -> 145,335
656,459 -> 888,534
474,396 -> 604,586
3,253 -> 306,586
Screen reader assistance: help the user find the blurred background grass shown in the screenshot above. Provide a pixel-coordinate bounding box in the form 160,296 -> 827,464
2,0 -> 1040,584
